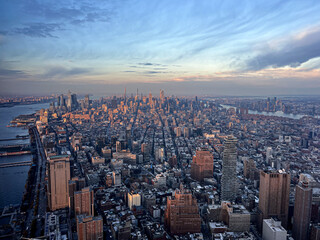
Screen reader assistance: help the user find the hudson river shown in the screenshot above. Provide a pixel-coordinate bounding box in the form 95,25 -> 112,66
0,103 -> 49,209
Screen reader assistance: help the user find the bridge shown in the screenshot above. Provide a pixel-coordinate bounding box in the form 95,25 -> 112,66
0,161 -> 32,168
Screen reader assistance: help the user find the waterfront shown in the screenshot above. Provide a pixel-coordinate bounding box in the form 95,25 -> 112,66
0,103 -> 49,209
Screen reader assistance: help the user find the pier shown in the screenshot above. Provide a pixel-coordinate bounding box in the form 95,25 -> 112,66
0,151 -> 31,157
0,135 -> 29,142
0,161 -> 32,168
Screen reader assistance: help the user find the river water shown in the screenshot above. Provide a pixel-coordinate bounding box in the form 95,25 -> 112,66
0,103 -> 49,209
220,104 -> 307,120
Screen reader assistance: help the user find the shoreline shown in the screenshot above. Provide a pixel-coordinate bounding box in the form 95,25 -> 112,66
0,100 -> 53,109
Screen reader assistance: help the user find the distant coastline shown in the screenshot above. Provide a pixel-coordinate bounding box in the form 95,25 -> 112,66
0,100 -> 53,108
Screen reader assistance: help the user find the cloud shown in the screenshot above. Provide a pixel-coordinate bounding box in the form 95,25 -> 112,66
139,63 -> 154,66
13,23 -> 63,38
0,68 -> 27,77
144,71 -> 161,74
247,27 -> 320,70
42,66 -> 92,79
22,1 -> 113,25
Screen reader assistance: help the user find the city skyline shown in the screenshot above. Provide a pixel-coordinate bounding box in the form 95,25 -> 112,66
1,0 -> 320,96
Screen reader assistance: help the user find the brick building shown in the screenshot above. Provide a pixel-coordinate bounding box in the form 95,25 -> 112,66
165,189 -> 201,235
191,150 -> 214,181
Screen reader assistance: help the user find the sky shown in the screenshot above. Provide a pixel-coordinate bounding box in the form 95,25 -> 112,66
1,0 -> 320,96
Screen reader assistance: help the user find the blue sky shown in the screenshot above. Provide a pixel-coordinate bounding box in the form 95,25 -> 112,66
1,0 -> 320,96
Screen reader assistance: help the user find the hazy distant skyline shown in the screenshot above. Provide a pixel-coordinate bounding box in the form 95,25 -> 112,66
1,0 -> 320,96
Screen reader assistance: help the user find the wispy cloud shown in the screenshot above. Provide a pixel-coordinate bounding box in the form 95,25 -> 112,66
13,23 -> 63,38
42,66 -> 92,79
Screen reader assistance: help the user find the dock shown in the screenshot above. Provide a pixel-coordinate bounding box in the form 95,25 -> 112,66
0,161 -> 32,168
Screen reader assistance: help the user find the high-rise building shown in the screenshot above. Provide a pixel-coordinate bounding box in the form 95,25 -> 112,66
221,135 -> 238,201
127,192 -> 141,210
77,215 -> 103,240
71,93 -> 78,110
112,171 -> 121,186
191,150 -> 214,182
74,187 -> 94,217
293,181 -> 312,240
266,147 -> 273,164
48,155 -> 71,211
258,170 -> 290,230
84,94 -> 90,109
67,90 -> 72,110
160,89 -> 164,104
69,177 -> 86,215
58,94 -> 65,108
165,189 -> 201,235
243,158 -> 259,180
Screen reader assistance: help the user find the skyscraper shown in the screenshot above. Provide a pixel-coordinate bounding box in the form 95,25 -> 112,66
165,189 -> 201,235
84,94 -> 90,109
74,187 -> 94,217
293,181 -> 312,240
48,155 -> 71,211
67,90 -> 72,110
160,89 -> 164,104
221,135 -> 238,201
258,170 -> 290,230
191,150 -> 214,181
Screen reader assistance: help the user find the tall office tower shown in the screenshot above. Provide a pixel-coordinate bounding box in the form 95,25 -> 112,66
124,87 -> 126,104
69,177 -> 86,215
57,95 -> 61,107
221,135 -> 238,201
74,187 -> 94,217
165,189 -> 201,235
59,94 -> 65,108
77,215 -> 103,240
67,90 -> 72,110
148,92 -> 152,105
84,94 -> 90,109
160,89 -> 164,103
128,192 -> 141,210
266,147 -> 273,164
191,150 -> 214,182
293,181 -> 312,240
48,155 -> 71,211
111,96 -> 117,109
258,170 -> 290,230
71,93 -> 78,110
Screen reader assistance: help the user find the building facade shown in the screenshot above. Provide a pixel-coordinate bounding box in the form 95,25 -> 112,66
221,135 -> 238,201
74,187 -> 94,217
259,171 -> 290,229
165,189 -> 201,235
191,150 -> 214,182
48,155 -> 71,211
293,181 -> 313,240
77,215 -> 103,240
